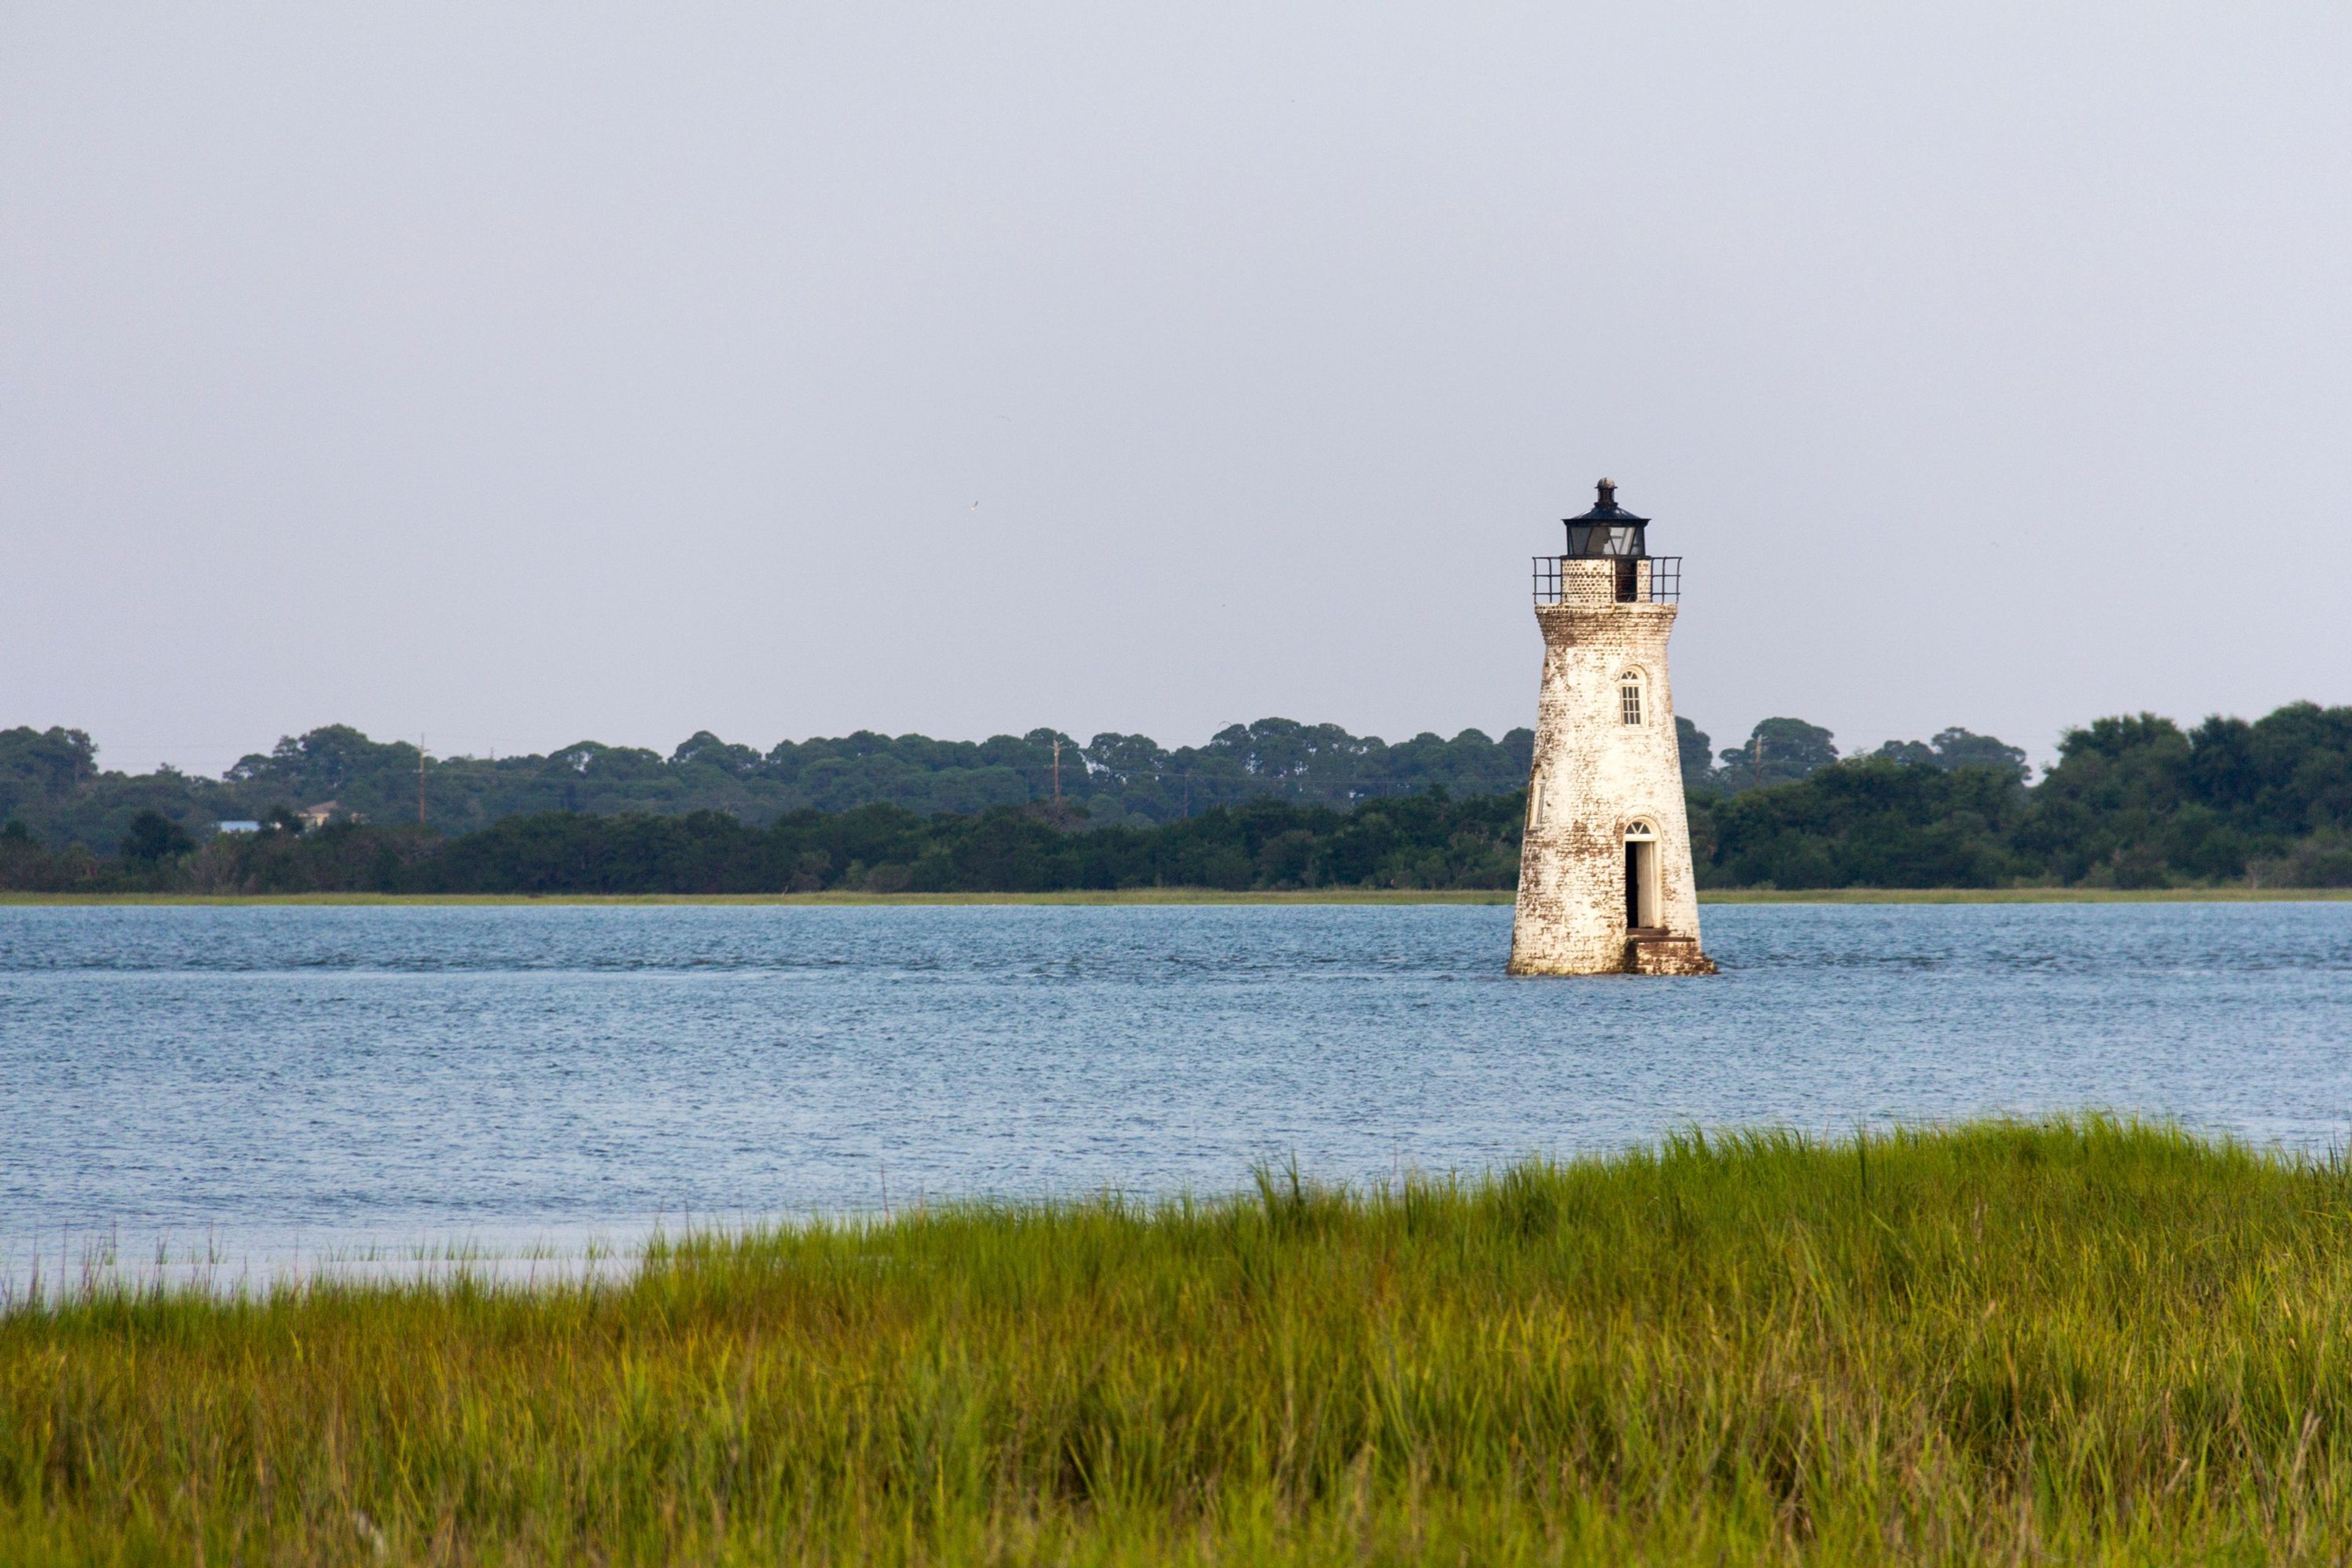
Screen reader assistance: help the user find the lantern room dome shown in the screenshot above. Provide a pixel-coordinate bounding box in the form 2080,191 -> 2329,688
1567,478 -> 1648,527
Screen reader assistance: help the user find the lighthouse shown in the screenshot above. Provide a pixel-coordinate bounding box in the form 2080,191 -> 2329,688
1508,480 -> 1716,976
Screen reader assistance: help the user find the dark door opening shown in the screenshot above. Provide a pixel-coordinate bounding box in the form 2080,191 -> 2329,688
1613,558 -> 1638,602
1625,839 -> 1655,929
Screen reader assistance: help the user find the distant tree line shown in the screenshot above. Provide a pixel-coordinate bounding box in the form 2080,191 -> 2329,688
0,793 -> 1523,896
1677,703 -> 2352,890
4,703 -> 2348,892
1677,715 -> 2027,794
0,719 -> 1539,853
0,710 -> 1999,858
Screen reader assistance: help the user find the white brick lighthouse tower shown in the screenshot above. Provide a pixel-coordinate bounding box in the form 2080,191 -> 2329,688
1508,480 -> 1716,976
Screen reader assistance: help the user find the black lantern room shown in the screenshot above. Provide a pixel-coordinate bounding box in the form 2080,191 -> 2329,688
1563,479 -> 1648,559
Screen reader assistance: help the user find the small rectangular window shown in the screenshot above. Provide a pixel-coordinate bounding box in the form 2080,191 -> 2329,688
1621,684 -> 1643,725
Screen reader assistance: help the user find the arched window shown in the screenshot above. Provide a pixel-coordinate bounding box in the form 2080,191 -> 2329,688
1618,671 -> 1645,726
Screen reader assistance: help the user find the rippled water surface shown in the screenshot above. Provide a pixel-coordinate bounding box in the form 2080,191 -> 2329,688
4,902 -> 2350,1276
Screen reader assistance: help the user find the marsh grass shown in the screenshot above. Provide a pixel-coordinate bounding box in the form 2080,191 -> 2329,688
10,1118 -> 2352,1563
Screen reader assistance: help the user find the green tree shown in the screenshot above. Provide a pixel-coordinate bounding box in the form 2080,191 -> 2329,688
0,726 -> 103,837
1705,757 -> 2024,889
1677,717 -> 1716,793
668,731 -> 764,775
1874,728 -> 2028,779
119,809 -> 194,861
1719,718 -> 1838,790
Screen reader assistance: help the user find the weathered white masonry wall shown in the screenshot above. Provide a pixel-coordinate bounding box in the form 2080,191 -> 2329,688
1509,557 -> 1714,976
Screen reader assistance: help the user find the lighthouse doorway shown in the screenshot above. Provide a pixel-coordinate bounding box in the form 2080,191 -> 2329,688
1624,821 -> 1659,929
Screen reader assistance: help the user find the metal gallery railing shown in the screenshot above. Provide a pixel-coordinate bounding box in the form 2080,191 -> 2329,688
1532,555 -> 1682,607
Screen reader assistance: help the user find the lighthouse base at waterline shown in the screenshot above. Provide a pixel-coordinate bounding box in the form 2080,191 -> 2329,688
1506,883 -> 1721,974
1504,935 -> 1718,978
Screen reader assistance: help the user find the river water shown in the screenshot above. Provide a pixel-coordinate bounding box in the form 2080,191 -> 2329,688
4,902 -> 2349,1288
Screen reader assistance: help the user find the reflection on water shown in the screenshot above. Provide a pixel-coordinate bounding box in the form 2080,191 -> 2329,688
3,902 -> 2349,1290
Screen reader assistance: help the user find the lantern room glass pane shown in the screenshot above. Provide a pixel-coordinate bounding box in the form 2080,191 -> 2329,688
1568,524 -> 1647,558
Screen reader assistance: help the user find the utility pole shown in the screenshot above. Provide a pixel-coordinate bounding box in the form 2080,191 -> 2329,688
1050,736 -> 1063,807
418,737 -> 427,826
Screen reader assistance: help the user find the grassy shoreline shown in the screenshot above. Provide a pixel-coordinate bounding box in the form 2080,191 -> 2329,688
12,1119 -> 2352,1562
2,885 -> 2346,907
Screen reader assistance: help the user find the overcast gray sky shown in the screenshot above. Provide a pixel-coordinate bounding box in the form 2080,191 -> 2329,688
5,5 -> 2347,777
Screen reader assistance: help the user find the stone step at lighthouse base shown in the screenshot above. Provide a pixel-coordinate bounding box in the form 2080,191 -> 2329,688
1626,932 -> 1719,976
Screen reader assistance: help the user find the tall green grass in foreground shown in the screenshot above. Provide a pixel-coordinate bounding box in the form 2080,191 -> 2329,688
12,1119 -> 2352,1564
